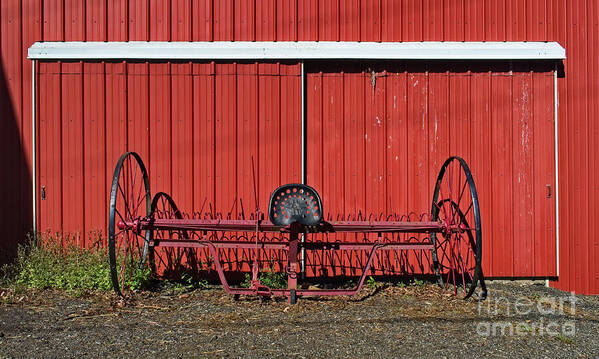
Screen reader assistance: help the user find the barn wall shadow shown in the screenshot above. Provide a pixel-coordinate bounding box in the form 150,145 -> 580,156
0,59 -> 32,265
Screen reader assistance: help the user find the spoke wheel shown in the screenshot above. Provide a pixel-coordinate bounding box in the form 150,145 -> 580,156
431,157 -> 487,299
108,152 -> 151,296
149,192 -> 198,279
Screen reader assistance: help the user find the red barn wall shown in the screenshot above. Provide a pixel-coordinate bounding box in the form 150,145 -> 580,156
0,0 -> 596,294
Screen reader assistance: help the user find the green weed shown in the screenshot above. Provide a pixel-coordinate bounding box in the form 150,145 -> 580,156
366,276 -> 378,290
555,334 -> 575,345
1,233 -> 150,295
241,267 -> 287,289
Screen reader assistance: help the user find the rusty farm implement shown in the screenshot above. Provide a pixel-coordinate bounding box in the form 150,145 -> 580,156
108,152 -> 487,303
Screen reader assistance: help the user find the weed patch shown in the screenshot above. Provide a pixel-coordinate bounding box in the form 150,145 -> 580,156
0,234 -> 150,295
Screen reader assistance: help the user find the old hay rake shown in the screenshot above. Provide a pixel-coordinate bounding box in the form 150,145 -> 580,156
108,152 -> 487,304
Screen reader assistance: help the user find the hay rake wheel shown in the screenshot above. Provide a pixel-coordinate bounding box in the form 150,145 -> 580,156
148,192 -> 191,279
431,157 -> 487,299
108,152 -> 151,296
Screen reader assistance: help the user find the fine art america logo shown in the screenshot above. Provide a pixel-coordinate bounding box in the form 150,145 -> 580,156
476,292 -> 576,337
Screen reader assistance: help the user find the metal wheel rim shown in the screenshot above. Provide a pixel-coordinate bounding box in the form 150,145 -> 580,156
431,156 -> 484,299
108,152 -> 151,296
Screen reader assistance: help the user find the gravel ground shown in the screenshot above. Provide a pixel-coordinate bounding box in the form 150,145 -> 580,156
0,281 -> 597,358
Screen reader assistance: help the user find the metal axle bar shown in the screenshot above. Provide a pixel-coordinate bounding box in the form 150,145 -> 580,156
124,218 -> 445,233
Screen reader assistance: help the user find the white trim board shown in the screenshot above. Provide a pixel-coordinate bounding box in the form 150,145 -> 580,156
28,41 -> 565,60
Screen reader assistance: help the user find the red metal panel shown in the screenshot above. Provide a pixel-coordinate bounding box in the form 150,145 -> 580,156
105,62 -> 127,245
406,70 -> 428,215
107,0 -> 127,41
340,0 -> 359,41
360,0 -> 380,41
532,71 -> 556,276
512,70 -> 534,276
43,0 -> 64,41
306,70 -> 323,195
192,62 -> 215,212
464,0 -> 484,41
256,0 -> 275,41
171,62 -> 193,211
381,0 -> 401,42
129,0 -> 149,40
279,63 -> 301,183
402,0 -> 422,41
589,0 -> 599,294
364,70 -> 386,214
192,0 -> 213,41
85,0 -> 107,41
443,0 -> 464,41
127,62 -> 150,165
485,0 -> 506,41
469,71 -> 493,275
171,0 -> 191,41
297,0 -> 318,40
38,62 -> 62,234
150,0 -> 170,41
60,62 -> 84,245
343,70 -> 366,215
427,71 -> 450,211
277,0 -> 297,41
215,63 -> 237,214
21,0 -> 41,243
214,0 -> 233,40
423,0 -> 443,41
385,69 -> 408,217
506,0 -> 527,41
318,0 -> 338,41
234,0 -> 255,41
82,62 -> 106,246
149,62 -> 172,195
490,73 -> 514,276
235,63 -> 259,211
257,63 -> 280,211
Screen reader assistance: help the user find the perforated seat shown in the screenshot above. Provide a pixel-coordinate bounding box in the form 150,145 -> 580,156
268,184 -> 323,226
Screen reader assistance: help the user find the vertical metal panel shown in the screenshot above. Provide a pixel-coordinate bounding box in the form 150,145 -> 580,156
403,0 -> 422,41
257,63 -> 280,210
149,62 -> 172,195
214,62 -> 237,214
277,0 -> 297,41
340,0 -> 359,41
38,62 -> 62,234
235,63 -> 259,210
9,0 -> 597,293
82,62 -> 106,246
297,0 -> 318,40
60,62 -> 83,246
171,62 -> 193,211
150,0 -> 170,41
318,0 -> 338,41
381,0 -> 401,42
107,0 -> 127,41
192,62 -> 215,212
21,0 -> 41,244
512,70 -> 534,275
469,71 -> 493,275
234,0 -> 255,41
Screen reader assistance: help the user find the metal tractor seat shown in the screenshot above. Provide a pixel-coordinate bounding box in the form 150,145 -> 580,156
268,184 -> 323,226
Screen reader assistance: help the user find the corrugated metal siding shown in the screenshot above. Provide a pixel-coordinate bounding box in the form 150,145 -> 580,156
1,0 -> 597,293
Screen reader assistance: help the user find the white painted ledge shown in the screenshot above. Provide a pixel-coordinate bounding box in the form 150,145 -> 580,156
28,41 -> 566,60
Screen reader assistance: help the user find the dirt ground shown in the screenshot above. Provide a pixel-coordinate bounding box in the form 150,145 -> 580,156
0,281 -> 597,358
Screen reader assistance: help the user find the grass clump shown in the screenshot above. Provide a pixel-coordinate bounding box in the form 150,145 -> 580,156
0,234 -> 149,295
242,266 -> 287,289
